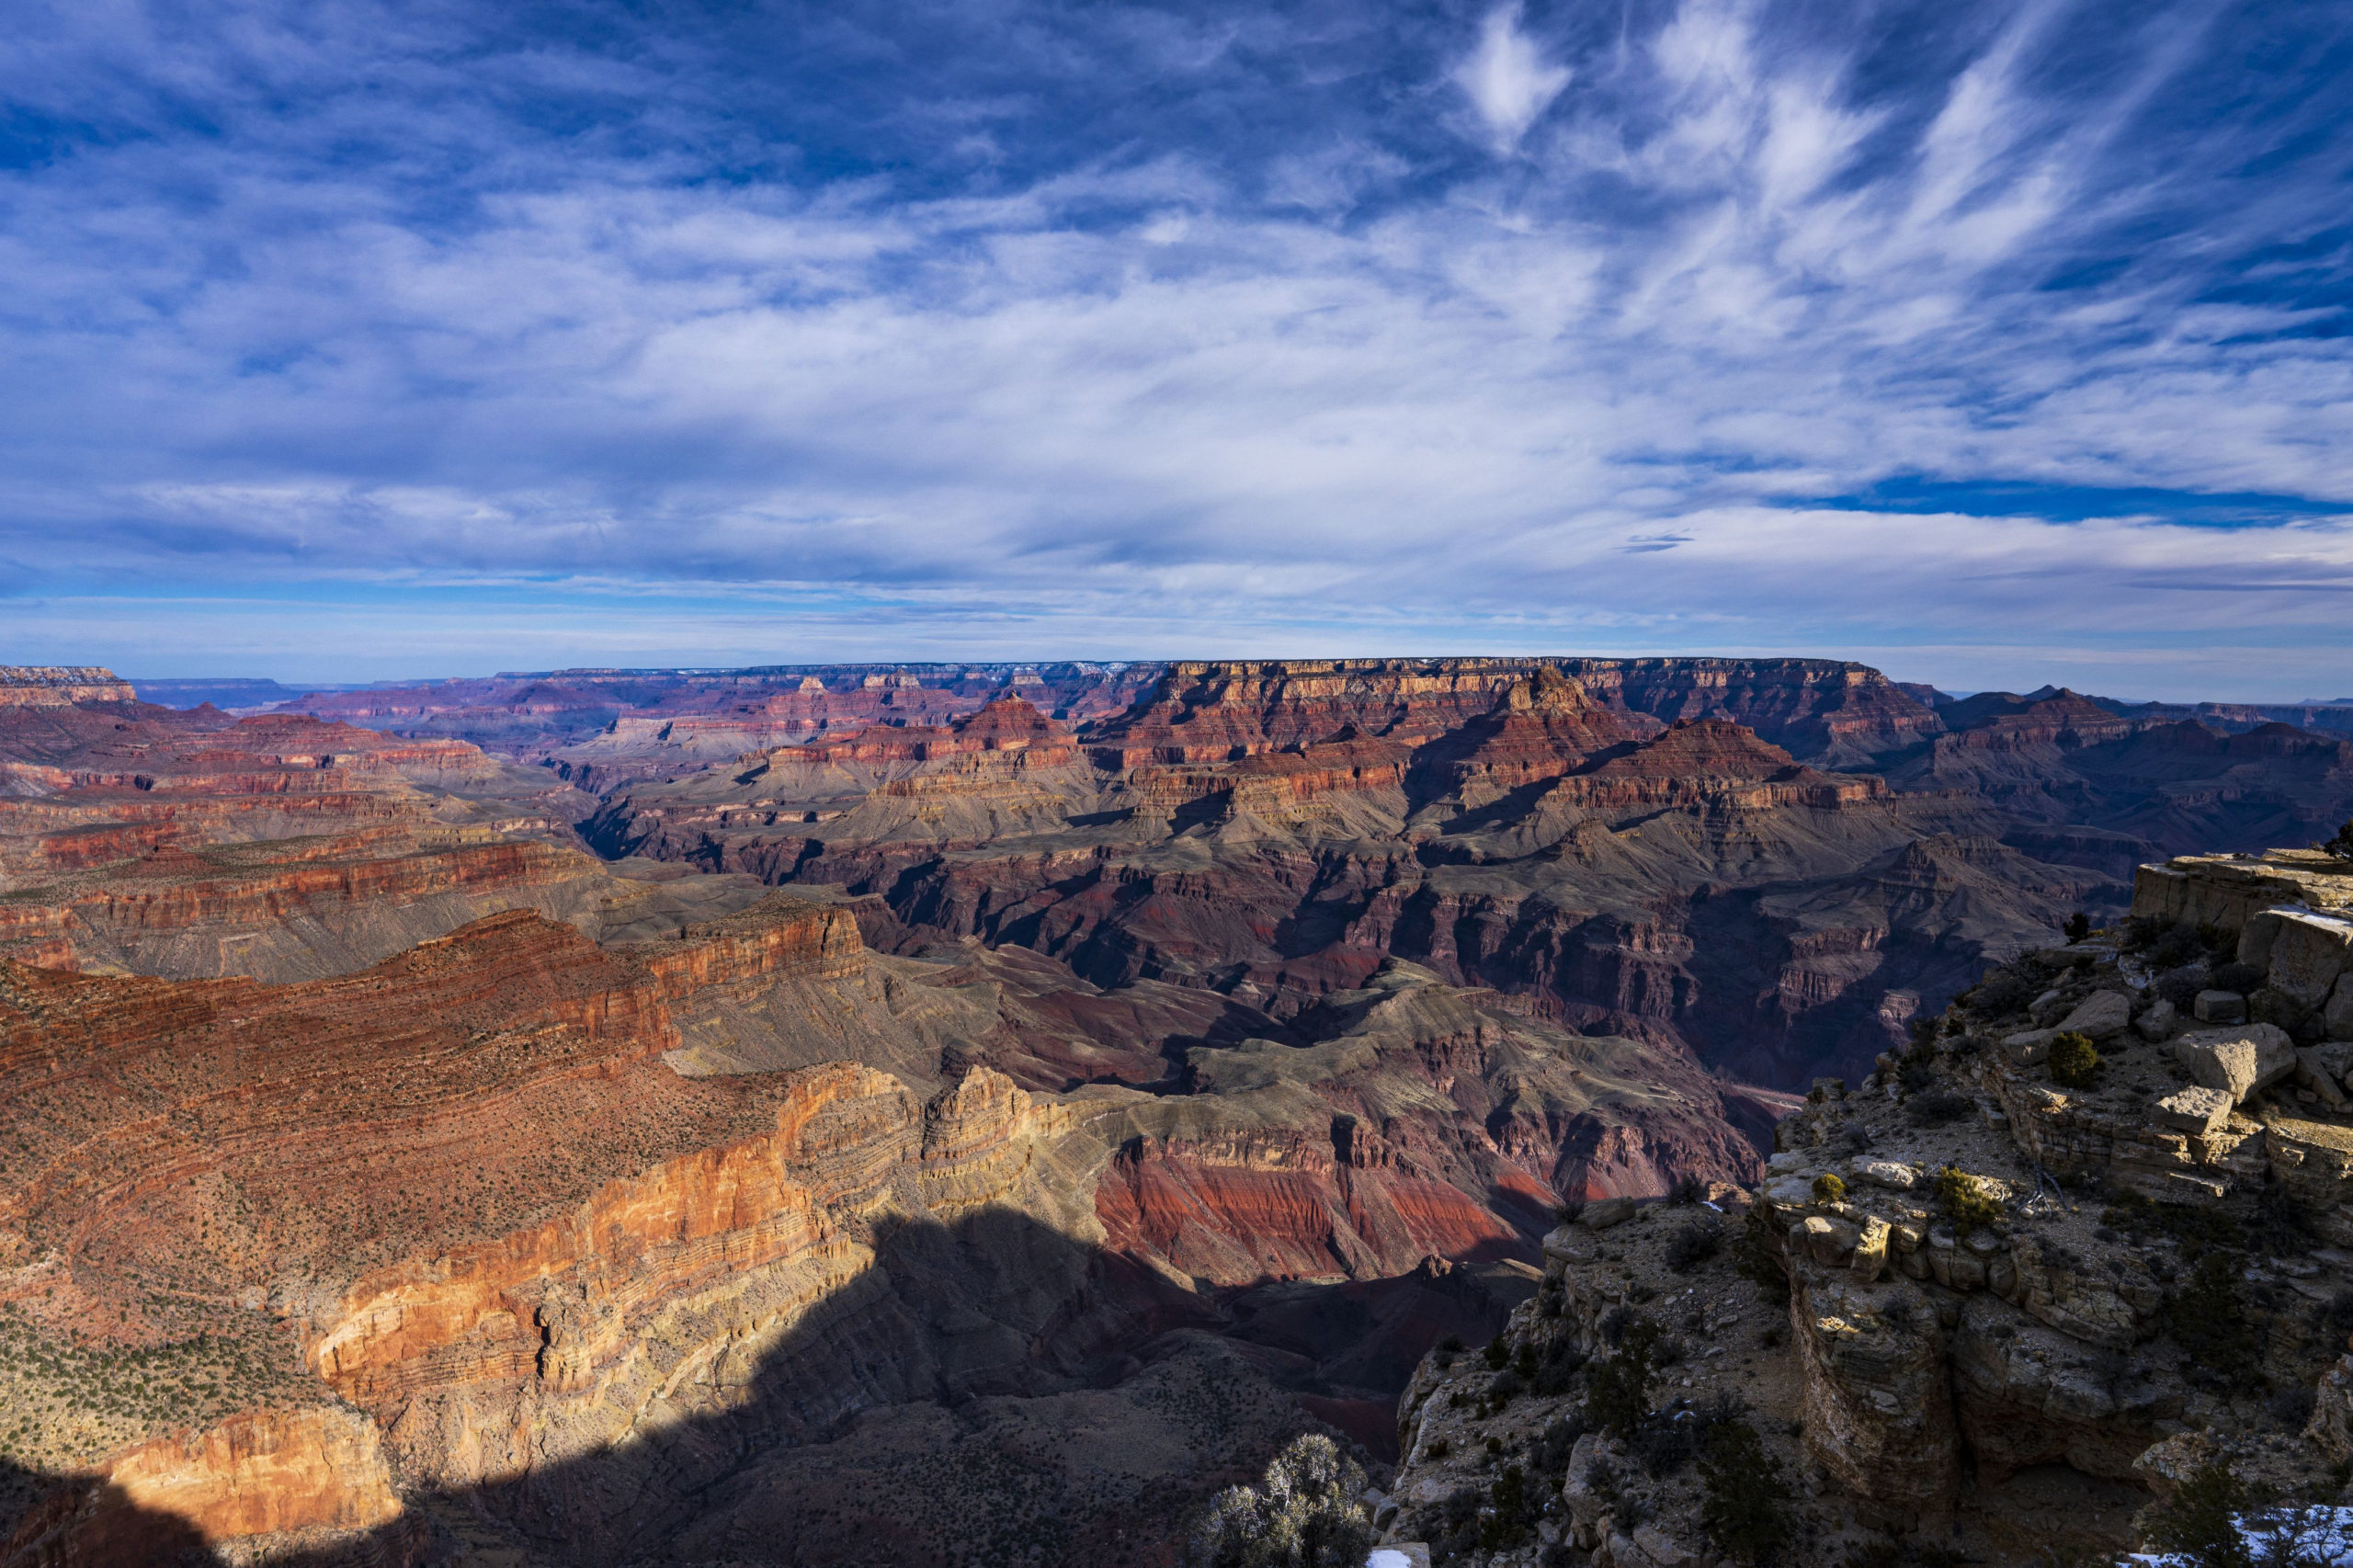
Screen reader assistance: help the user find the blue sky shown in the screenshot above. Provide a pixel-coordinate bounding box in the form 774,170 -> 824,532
2,0 -> 2350,699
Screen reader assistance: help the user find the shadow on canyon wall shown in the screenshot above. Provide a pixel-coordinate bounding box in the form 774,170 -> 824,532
5,1207 -> 1527,1568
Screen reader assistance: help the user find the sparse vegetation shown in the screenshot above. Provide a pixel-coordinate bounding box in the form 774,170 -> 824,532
1666,1220 -> 1722,1273
1585,1320 -> 1660,1437
1698,1415 -> 1792,1565
1967,969 -> 2040,1019
2212,960 -> 2267,994
1733,1221 -> 1790,1304
2169,1254 -> 2261,1385
1907,1088 -> 1974,1128
1811,1172 -> 1847,1203
2143,1461 -> 2259,1568
2064,911 -> 2091,942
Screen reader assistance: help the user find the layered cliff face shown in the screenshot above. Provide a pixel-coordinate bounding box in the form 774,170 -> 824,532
0,830 -> 1723,1563
1379,843 -> 2353,1566
281,664 -> 1162,767
588,676 -> 2050,1087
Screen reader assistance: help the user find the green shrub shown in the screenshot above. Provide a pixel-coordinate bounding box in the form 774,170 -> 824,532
2143,1461 -> 2256,1568
1666,1221 -> 1722,1273
1183,1434 -> 1375,1568
1698,1417 -> 1792,1565
1933,1167 -> 2003,1234
1969,969 -> 2039,1018
1732,1223 -> 1790,1304
1586,1321 -> 1660,1437
2213,960 -> 2266,994
2048,1031 -> 2100,1088
1811,1173 -> 1847,1203
1483,1337 -> 1510,1370
2168,1254 -> 2259,1385
1476,1464 -> 1535,1551
2064,911 -> 2091,942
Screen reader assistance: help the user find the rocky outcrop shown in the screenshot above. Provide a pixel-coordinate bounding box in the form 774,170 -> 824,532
1381,883 -> 2353,1564
0,668 -> 139,708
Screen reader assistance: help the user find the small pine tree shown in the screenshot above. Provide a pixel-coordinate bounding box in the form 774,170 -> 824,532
2143,1462 -> 2254,1568
1586,1321 -> 1660,1437
1698,1417 -> 1792,1564
2323,817 -> 2353,861
2064,910 -> 2092,943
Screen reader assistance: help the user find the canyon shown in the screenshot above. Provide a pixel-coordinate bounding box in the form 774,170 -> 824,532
1,659 -> 2348,1565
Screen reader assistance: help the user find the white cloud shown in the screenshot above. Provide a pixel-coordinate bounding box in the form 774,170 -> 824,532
1453,5 -> 1572,154
0,0 -> 2349,698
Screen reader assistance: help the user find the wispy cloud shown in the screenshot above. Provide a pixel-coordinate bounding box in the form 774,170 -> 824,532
1455,4 -> 1573,153
0,0 -> 2348,696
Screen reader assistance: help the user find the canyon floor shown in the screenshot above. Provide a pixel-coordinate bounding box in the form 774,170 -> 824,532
1,658 -> 2349,1565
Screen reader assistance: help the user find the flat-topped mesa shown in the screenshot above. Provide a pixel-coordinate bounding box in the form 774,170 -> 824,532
1084,657 -> 1559,767
1556,656 -> 1942,761
0,667 -> 138,707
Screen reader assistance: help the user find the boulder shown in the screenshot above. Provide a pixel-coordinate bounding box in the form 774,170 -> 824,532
1796,1214 -> 1859,1266
2239,906 -> 2298,970
2333,974 -> 2353,1042
1628,1524 -> 1702,1568
1767,1151 -> 1808,1175
2136,998 -> 2181,1042
2003,1028 -> 2056,1065
2173,1023 -> 2296,1103
1850,1159 -> 1917,1190
1579,1197 -> 1637,1231
2310,1355 -> 2353,1466
1852,1216 -> 1891,1282
1762,1176 -> 1816,1210
2297,1048 -> 2349,1107
1561,1434 -> 1618,1545
2195,990 -> 2249,1025
2266,911 -> 2353,1009
2054,990 -> 2132,1042
2153,1085 -> 2234,1136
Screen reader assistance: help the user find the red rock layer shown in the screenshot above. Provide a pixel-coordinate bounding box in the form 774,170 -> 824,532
1094,1131 -> 1524,1285
1535,719 -> 1890,812
1408,670 -> 1653,801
